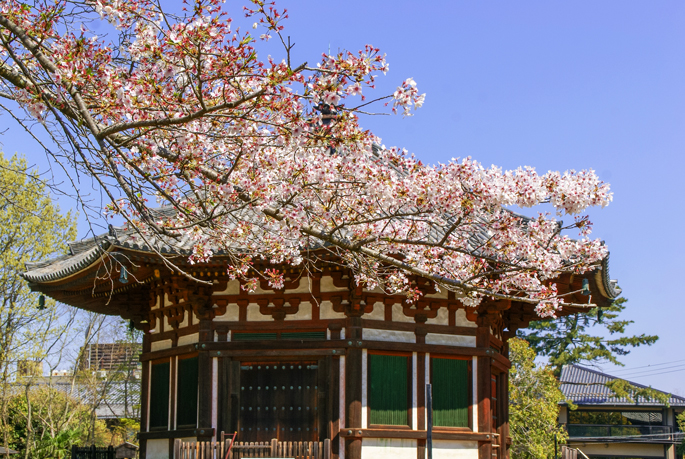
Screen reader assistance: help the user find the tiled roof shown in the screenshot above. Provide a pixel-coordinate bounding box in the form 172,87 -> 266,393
22,144 -> 621,304
560,364 -> 685,407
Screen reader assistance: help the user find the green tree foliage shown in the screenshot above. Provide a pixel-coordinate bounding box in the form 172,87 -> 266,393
5,386 -> 110,459
0,152 -> 77,458
509,338 -> 568,459
518,297 -> 657,375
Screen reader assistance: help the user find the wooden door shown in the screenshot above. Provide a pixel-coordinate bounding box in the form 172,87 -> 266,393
239,361 -> 319,442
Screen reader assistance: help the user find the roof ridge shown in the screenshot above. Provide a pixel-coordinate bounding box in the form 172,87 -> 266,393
561,364 -> 685,404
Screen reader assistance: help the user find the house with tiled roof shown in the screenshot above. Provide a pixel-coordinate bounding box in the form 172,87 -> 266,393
559,364 -> 685,459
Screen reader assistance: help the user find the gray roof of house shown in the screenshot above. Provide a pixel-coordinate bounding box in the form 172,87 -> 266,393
560,364 -> 685,407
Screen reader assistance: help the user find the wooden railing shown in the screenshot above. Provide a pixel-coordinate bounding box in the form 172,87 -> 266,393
174,438 -> 331,459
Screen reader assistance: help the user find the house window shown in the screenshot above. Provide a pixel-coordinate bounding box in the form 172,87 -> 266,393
149,361 -> 170,429
431,357 -> 470,428
368,354 -> 410,426
176,356 -> 199,427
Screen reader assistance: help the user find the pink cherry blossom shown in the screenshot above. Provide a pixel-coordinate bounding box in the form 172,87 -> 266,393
0,0 -> 613,314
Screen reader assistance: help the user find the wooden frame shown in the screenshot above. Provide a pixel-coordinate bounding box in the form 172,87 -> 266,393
175,352 -> 200,429
366,351 -> 413,430
428,354 -> 473,431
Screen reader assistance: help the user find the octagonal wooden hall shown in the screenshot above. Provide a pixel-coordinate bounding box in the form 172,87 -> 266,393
23,225 -> 620,459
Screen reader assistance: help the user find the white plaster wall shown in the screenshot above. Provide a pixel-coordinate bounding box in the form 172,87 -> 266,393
426,334 -> 476,347
164,293 -> 173,307
432,440 -> 479,459
177,333 -> 199,347
320,275 -> 348,292
284,301 -> 312,320
214,304 -> 239,322
214,280 -> 240,295
151,339 -> 172,352
320,300 -> 346,319
392,304 -> 414,323
361,438 -> 417,459
570,442 -> 664,457
362,329 -> 415,343
365,302 -> 385,320
178,311 -> 189,328
246,304 -> 271,321
287,277 -> 314,293
146,439 -> 168,459
455,309 -> 476,327
425,289 -> 449,299
425,307 -> 449,325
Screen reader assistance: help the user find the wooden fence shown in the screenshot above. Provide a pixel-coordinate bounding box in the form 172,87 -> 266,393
174,438 -> 330,459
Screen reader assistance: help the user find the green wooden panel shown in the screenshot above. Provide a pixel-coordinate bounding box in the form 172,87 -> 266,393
432,358 -> 469,427
369,354 -> 408,426
232,332 -> 278,341
176,356 -> 198,427
281,331 -> 326,340
149,361 -> 170,429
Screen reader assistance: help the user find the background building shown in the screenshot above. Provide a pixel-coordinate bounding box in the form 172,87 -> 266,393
559,364 -> 685,459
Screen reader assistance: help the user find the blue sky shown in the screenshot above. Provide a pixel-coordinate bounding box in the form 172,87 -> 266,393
1,1 -> 683,393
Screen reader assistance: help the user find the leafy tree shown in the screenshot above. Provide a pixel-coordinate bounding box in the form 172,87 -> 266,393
0,1 -> 613,314
0,152 -> 77,458
518,297 -> 658,375
5,385 -> 111,459
509,338 -> 567,459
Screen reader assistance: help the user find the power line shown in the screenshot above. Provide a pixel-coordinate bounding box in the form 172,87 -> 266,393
622,367 -> 685,379
608,363 -> 685,379
608,359 -> 685,374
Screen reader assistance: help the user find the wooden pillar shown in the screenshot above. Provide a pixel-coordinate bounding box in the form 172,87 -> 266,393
139,333 -> 151,459
345,317 -> 363,459
498,372 -> 510,459
477,315 -> 492,459
197,315 -> 213,439
416,327 -> 427,459
330,354 -> 341,459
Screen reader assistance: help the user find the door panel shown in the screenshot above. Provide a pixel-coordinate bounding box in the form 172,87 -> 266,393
239,361 -> 319,442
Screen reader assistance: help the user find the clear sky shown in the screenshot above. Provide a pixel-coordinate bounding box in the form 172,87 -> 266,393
1,1 -> 683,393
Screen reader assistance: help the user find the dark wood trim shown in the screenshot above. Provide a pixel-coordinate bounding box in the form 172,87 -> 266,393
142,339 -> 494,361
477,322 -> 492,459
345,317 -> 362,459
138,428 -> 215,440
417,350 -> 426,459
170,356 -> 177,430
361,319 -> 477,336
330,355 -> 340,459
338,428 -> 492,442
147,316 -> 479,344
149,324 -> 200,343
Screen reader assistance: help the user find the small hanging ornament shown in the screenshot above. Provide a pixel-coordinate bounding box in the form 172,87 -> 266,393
581,278 -> 590,296
119,265 -> 129,284
38,295 -> 46,310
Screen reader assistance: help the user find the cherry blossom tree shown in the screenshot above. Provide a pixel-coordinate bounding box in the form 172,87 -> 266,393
0,0 -> 612,316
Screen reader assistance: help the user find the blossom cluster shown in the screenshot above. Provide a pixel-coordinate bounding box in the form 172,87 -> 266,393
0,0 -> 612,316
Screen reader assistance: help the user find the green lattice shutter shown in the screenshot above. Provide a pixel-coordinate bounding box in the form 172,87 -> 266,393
369,354 -> 408,426
176,356 -> 199,427
149,361 -> 170,429
432,357 -> 469,427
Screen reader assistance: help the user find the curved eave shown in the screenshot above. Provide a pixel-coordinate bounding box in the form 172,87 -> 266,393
23,241 -> 113,284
